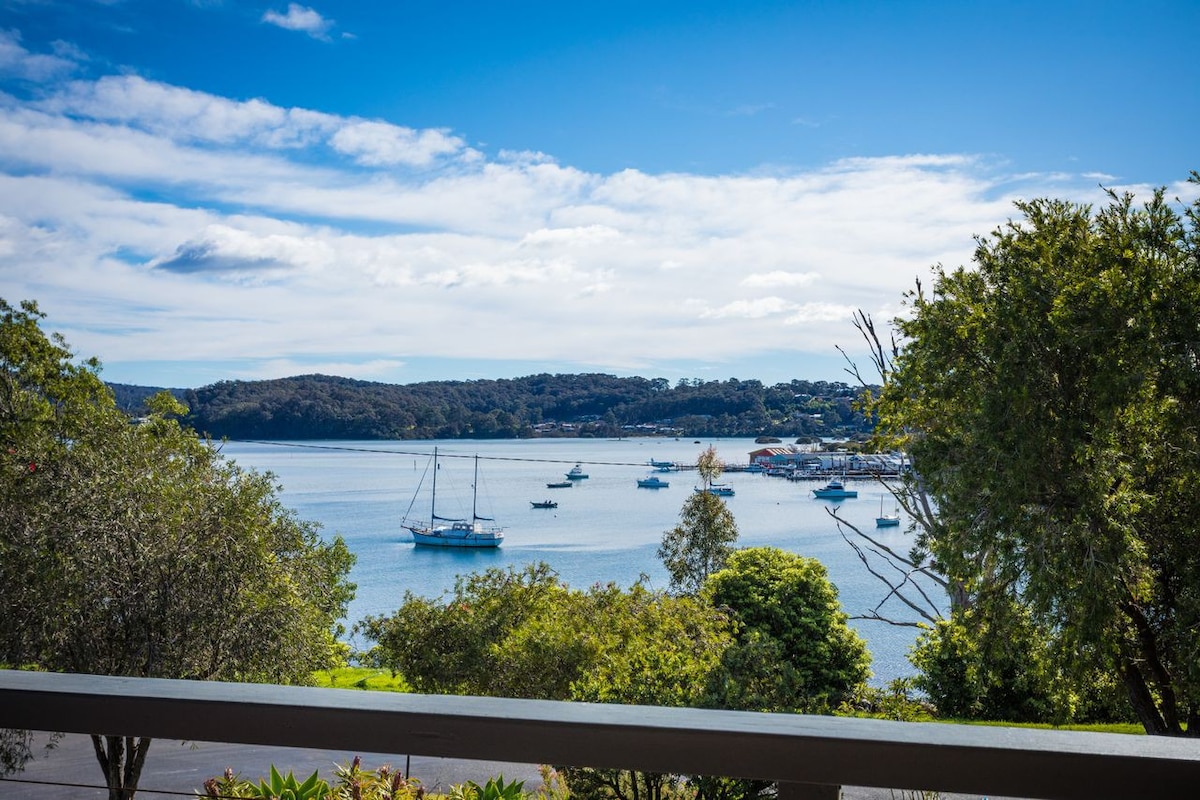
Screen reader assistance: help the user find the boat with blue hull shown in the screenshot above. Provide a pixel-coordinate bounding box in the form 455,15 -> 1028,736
637,475 -> 670,488
876,495 -> 900,526
812,478 -> 857,499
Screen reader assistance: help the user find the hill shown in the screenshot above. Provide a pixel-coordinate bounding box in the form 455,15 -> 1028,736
108,373 -> 873,441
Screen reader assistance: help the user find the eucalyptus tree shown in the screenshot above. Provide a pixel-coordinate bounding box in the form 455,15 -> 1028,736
865,175 -> 1200,734
0,299 -> 357,798
657,446 -> 739,594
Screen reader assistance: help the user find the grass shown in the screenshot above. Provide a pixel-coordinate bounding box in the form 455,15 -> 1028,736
946,718 -> 1145,735
312,667 -> 412,692
313,669 -> 1149,736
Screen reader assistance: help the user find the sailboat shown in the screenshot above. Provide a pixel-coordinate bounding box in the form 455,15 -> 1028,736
876,494 -> 901,527
402,448 -> 504,547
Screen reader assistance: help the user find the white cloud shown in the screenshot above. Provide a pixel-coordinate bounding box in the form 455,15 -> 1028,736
0,29 -> 79,82
0,53 -> 1116,386
700,297 -> 796,319
262,4 -> 336,41
41,75 -> 337,146
741,270 -> 819,288
329,121 -> 468,167
247,358 -> 406,381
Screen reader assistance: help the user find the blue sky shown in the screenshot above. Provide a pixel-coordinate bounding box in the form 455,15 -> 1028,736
1,0 -> 1197,389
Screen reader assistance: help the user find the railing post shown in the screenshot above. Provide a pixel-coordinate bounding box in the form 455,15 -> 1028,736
777,781 -> 842,800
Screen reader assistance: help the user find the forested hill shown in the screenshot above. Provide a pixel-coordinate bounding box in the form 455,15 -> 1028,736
107,373 -> 873,441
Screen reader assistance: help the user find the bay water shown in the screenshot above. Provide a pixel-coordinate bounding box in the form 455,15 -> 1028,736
219,437 -> 939,685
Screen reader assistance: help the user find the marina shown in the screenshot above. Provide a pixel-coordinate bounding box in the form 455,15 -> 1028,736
218,437 -> 935,684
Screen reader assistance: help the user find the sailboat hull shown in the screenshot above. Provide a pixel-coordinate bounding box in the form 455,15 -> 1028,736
403,449 -> 505,547
407,522 -> 503,548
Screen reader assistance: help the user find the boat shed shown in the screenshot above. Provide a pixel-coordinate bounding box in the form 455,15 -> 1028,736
748,447 -> 814,468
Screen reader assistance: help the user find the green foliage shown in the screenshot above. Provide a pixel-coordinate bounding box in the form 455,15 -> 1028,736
203,759 -> 423,800
909,602 -> 1070,723
356,564 -> 733,705
332,758 -> 423,800
358,566 -> 741,800
695,445 -> 724,485
312,668 -> 412,692
111,372 -> 873,441
451,776 -> 526,800
356,563 -> 577,698
839,678 -> 935,723
553,767 -> 694,800
703,547 -> 871,714
910,600 -> 1133,725
872,174 -> 1200,734
566,584 -> 733,708
658,488 -> 739,595
0,298 -> 357,798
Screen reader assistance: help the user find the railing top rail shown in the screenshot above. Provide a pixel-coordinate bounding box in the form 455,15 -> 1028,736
1,670 -> 1197,800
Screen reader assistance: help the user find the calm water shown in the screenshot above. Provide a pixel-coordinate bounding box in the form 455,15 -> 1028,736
218,437 -> 939,685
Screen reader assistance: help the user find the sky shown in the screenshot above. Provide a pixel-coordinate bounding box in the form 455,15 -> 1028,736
1,1 -> 1197,390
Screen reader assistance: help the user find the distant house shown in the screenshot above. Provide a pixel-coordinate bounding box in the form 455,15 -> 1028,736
748,447 -> 793,466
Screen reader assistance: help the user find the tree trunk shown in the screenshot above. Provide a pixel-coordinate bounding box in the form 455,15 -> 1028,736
1119,661 -> 1170,735
91,734 -> 152,800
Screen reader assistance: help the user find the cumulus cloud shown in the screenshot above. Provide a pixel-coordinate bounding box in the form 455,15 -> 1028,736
329,121 -> 468,167
40,75 -> 338,146
0,43 -> 1118,386
27,74 -> 478,181
262,4 -> 336,41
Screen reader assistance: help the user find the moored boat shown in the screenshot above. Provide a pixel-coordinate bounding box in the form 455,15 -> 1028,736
403,448 -> 504,548
531,500 -> 558,509
812,478 -> 858,499
876,495 -> 900,526
566,463 -> 589,480
637,475 -> 670,488
547,480 -> 573,489
695,483 -> 734,496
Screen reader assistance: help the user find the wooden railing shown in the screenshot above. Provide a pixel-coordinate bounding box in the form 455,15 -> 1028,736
1,670 -> 1197,799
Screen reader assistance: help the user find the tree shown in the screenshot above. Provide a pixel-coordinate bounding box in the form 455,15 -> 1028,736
870,176 -> 1200,735
0,299 -> 357,798
702,547 -> 871,715
357,565 -> 736,800
356,563 -> 733,705
356,563 -> 580,699
657,447 -> 739,594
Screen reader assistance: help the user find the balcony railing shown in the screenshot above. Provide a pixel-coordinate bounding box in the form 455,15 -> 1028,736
1,669 -> 1197,800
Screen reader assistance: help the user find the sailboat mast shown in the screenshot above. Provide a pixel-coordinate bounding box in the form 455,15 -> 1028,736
430,447 -> 438,523
472,454 -> 479,521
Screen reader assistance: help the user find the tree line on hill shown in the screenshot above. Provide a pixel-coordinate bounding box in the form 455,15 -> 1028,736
107,373 -> 874,441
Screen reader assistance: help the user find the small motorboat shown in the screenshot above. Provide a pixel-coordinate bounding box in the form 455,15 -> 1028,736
566,463 -> 589,480
695,483 -> 734,496
637,475 -> 670,488
531,500 -> 558,509
547,480 -> 573,489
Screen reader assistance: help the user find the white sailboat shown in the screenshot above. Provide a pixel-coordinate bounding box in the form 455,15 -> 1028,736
402,448 -> 504,548
876,494 -> 901,527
